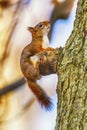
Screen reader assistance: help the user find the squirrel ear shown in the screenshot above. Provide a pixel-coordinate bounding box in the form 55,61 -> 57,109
27,27 -> 34,32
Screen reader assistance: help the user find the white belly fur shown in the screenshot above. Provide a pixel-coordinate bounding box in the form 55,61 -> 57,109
42,35 -> 49,48
30,55 -> 40,67
30,35 -> 49,66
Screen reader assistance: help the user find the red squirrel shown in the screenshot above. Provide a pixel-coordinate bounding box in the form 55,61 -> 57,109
20,21 -> 54,110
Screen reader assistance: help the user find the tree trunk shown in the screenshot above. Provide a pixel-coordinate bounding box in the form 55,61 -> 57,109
56,0 -> 87,129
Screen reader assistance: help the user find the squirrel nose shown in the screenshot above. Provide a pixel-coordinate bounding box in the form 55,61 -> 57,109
27,27 -> 30,30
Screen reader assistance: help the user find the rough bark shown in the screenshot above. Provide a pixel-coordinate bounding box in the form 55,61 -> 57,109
56,0 -> 87,129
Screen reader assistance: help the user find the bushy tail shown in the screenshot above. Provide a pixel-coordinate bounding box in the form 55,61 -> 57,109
27,80 -> 53,111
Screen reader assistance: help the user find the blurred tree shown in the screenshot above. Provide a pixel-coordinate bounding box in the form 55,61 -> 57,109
49,0 -> 75,40
0,1 -> 29,129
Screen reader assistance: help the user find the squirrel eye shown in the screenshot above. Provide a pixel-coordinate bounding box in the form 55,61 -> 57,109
37,23 -> 43,28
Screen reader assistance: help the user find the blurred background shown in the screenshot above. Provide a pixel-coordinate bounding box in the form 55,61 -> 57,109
0,0 -> 78,130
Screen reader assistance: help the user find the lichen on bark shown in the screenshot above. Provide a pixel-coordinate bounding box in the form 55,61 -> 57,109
56,0 -> 87,129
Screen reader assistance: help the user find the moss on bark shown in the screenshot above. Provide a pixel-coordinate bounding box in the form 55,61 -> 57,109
56,0 -> 87,129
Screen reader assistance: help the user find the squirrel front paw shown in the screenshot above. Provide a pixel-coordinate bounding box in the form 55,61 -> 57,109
46,47 -> 54,51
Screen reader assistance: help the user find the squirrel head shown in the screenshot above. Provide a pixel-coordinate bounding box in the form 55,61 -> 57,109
27,21 -> 51,37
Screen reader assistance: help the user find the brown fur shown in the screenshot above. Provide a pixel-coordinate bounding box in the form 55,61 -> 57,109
20,21 -> 53,110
